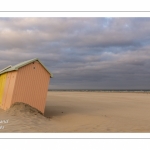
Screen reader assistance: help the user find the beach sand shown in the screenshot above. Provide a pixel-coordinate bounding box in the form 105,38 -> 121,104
0,91 -> 150,132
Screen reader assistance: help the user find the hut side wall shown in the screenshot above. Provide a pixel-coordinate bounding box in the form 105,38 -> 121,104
11,61 -> 50,113
2,71 -> 17,110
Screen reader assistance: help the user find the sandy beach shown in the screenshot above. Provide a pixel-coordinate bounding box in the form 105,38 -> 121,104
0,91 -> 150,132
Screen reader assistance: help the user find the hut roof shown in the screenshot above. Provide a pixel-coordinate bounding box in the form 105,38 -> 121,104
0,58 -> 53,78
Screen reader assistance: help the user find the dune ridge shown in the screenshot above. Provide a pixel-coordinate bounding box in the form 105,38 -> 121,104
5,102 -> 44,116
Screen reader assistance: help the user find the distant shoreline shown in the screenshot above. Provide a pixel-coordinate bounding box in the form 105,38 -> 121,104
48,89 -> 150,93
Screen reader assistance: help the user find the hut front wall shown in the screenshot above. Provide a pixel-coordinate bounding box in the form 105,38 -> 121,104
2,71 -> 17,110
11,61 -> 50,113
0,73 -> 7,107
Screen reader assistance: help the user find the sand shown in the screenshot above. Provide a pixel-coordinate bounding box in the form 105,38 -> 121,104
0,91 -> 150,132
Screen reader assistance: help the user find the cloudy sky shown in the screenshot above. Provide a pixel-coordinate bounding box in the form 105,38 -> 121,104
0,18 -> 150,89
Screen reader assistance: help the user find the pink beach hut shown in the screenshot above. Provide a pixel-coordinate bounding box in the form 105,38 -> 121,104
0,58 -> 53,114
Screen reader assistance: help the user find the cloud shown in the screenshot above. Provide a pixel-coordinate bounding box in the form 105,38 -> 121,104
0,18 -> 150,89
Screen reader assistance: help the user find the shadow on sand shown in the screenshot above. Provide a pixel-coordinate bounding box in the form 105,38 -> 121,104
44,104 -> 87,118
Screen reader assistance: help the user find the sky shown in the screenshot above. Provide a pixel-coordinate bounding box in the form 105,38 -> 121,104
0,17 -> 150,90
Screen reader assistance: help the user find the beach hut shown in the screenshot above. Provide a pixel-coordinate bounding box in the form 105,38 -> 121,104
0,58 -> 53,114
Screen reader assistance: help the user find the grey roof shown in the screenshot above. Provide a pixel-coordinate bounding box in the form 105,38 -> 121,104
0,65 -> 12,73
0,58 -> 53,78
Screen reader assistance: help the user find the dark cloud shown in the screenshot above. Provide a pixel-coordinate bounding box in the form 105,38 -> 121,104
0,18 -> 150,89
